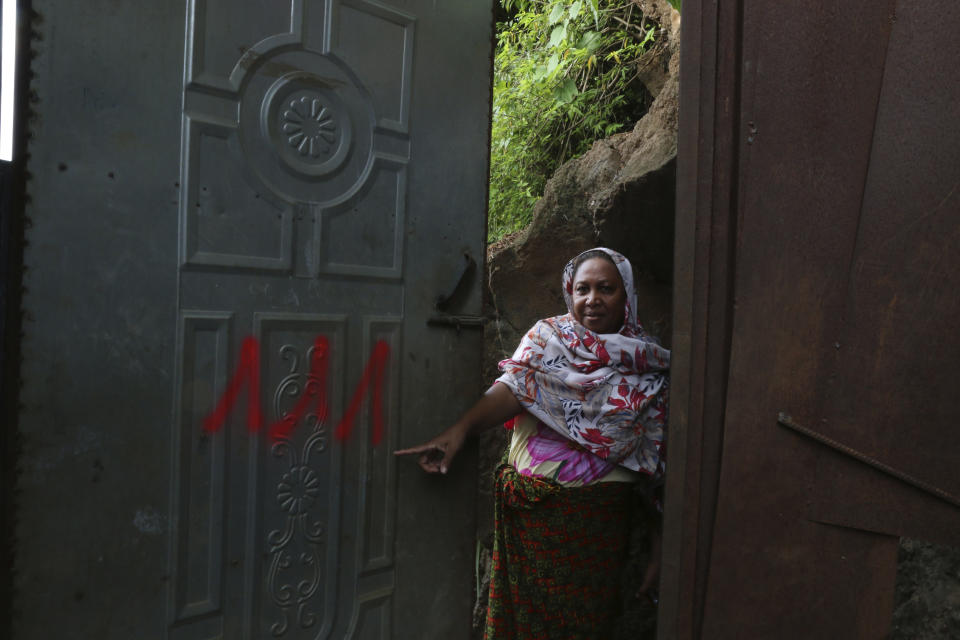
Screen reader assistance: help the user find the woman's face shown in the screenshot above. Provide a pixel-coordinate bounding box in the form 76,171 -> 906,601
571,257 -> 626,334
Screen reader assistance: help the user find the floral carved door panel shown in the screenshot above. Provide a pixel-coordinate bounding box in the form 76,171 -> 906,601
16,1 -> 493,639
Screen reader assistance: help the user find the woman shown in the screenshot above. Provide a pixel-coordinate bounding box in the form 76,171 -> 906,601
395,247 -> 669,639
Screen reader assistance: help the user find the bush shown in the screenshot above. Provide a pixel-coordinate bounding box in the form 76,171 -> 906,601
488,0 -> 658,242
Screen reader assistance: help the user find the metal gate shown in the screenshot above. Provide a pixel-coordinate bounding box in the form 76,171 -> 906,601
15,1 -> 494,638
663,0 -> 960,637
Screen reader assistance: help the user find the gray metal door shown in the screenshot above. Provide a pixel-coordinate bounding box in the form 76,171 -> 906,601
15,1 -> 493,638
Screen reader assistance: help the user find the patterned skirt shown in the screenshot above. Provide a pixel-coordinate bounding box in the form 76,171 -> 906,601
483,464 -> 635,640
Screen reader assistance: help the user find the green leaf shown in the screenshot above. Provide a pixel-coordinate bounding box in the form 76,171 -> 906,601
577,30 -> 601,52
569,1 -> 583,20
548,25 -> 566,48
548,2 -> 565,24
666,0 -> 681,10
545,53 -> 559,75
587,0 -> 600,27
641,25 -> 657,47
554,78 -> 579,103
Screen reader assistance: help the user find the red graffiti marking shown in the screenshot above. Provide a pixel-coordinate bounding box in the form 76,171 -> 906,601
203,336 -> 390,445
334,339 -> 390,446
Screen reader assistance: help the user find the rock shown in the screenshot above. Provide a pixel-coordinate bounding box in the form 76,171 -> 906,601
891,538 -> 960,640
631,0 -> 682,97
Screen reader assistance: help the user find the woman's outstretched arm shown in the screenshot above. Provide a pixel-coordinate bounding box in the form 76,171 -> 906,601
393,382 -> 522,474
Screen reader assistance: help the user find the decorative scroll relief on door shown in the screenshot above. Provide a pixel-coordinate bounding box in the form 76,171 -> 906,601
249,313 -> 401,639
255,314 -> 347,639
180,0 -> 414,278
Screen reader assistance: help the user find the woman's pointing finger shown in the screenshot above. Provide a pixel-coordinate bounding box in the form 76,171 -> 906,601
393,443 -> 443,456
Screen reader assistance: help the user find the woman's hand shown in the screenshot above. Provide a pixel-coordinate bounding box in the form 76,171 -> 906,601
393,421 -> 470,474
394,383 -> 522,475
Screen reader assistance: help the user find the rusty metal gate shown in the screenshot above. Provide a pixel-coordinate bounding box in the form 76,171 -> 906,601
663,0 -> 960,637
14,1 -> 494,638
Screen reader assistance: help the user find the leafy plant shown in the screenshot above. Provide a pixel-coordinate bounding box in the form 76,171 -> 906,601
488,0 -> 658,241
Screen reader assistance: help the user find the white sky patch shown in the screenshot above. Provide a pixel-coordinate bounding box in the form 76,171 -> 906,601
0,0 -> 17,162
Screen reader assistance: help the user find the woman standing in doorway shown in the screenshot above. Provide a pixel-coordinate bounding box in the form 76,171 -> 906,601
395,247 -> 669,639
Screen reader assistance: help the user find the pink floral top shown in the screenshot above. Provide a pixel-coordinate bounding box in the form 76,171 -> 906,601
507,412 -> 641,487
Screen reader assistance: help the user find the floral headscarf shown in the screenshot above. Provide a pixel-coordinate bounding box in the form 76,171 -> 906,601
496,247 -> 670,476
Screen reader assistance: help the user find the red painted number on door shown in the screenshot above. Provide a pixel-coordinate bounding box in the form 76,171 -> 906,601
202,336 -> 391,445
